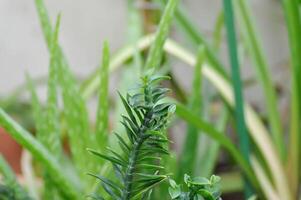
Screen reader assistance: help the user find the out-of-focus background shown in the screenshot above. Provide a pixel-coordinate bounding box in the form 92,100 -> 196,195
0,0 -> 289,100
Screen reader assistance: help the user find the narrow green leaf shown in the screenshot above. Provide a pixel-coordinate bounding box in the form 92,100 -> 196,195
235,0 -> 284,160
34,0 -> 53,48
144,0 -> 179,71
223,0 -> 252,196
87,148 -> 127,167
119,92 -> 138,126
44,14 -> 62,157
131,176 -> 168,199
95,41 -> 110,150
114,132 -> 130,151
88,173 -> 122,195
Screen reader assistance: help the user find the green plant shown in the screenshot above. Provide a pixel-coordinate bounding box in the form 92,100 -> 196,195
168,174 -> 221,200
88,74 -> 176,199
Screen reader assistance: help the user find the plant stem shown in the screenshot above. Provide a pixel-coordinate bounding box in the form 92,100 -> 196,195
122,110 -> 151,199
123,137 -> 144,199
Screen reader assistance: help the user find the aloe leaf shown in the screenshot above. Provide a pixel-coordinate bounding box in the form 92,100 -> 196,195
39,15 -> 64,199
34,0 -> 53,48
144,0 -> 179,71
0,109 -> 81,199
95,41 -> 110,150
177,46 -> 204,179
44,14 -> 62,158
55,28 -> 97,190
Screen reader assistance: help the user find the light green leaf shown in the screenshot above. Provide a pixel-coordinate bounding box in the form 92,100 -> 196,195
95,41 -> 110,150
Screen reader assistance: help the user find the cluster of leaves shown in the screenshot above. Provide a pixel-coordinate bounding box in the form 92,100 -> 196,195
88,75 -> 176,199
169,174 -> 221,200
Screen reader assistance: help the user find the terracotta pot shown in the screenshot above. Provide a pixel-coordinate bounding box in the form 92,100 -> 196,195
0,127 -> 22,173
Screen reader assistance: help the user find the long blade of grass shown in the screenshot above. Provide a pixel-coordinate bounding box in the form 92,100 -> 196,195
177,46 -> 204,179
282,0 -> 301,196
235,0 -> 285,161
144,0 -> 179,71
223,0 -> 251,196
0,109 -> 81,199
95,41 -> 110,150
